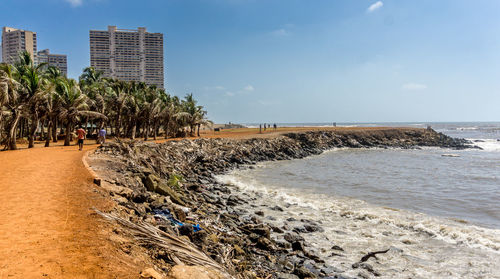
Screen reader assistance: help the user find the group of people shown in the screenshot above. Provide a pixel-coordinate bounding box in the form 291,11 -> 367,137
75,126 -> 107,151
259,123 -> 277,133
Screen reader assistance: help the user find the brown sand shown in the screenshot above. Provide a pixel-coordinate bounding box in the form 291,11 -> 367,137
0,126 -> 413,278
0,141 -> 148,278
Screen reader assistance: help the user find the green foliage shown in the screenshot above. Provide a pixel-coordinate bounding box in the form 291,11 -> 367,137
167,173 -> 183,190
0,55 -> 212,149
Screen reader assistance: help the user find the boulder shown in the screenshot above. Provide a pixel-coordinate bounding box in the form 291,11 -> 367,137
156,182 -> 185,206
241,223 -> 271,238
141,267 -> 164,279
167,265 -> 225,279
144,174 -> 160,191
276,273 -> 300,279
257,237 -> 276,251
284,232 -> 304,243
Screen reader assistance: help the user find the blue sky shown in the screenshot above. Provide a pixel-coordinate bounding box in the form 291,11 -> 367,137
3,0 -> 500,123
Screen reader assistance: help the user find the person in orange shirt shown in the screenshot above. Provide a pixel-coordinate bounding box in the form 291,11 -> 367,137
76,126 -> 86,151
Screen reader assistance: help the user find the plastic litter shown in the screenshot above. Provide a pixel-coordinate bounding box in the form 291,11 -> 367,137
153,209 -> 202,232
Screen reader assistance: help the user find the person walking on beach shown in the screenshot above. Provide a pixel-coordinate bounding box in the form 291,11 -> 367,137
76,125 -> 86,151
98,127 -> 107,144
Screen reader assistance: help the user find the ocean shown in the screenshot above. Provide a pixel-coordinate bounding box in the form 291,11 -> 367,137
216,122 -> 500,278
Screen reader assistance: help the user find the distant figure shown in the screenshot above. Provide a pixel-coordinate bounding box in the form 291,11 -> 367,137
76,125 -> 86,151
333,122 -> 336,127
264,124 -> 266,131
98,127 -> 107,144
259,124 -> 262,134
273,123 -> 277,130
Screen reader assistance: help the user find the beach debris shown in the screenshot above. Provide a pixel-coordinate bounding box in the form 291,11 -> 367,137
153,209 -> 202,232
359,248 -> 390,263
95,210 -> 227,274
167,264 -> 226,279
93,178 -> 102,186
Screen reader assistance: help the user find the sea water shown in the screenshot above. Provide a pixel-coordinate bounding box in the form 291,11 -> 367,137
216,122 -> 500,278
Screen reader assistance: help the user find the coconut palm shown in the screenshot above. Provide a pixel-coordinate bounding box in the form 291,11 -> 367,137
141,86 -> 163,140
0,63 -> 22,150
44,66 -> 64,143
124,82 -> 146,140
16,53 -> 49,148
1,59 -> 212,149
175,93 -> 210,137
55,78 -> 106,146
79,67 -> 103,86
107,79 -> 128,137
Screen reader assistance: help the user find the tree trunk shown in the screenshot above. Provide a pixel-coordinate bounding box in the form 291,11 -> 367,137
28,116 -> 39,148
115,107 -> 122,137
164,119 -> 170,139
7,113 -> 21,150
52,117 -> 58,142
197,124 -> 201,137
84,117 -> 90,134
45,120 -> 52,147
131,121 -> 137,140
153,121 -> 158,140
0,114 -> 4,142
64,122 -> 72,146
144,122 -> 149,141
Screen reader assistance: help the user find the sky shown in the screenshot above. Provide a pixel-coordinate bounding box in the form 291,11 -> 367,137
3,0 -> 500,123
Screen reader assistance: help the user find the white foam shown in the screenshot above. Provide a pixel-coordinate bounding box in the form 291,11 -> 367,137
217,171 -> 500,277
469,139 -> 500,152
457,127 -> 479,130
217,172 -> 500,253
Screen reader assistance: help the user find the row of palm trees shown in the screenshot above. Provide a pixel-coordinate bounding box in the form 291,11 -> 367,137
0,51 -> 211,150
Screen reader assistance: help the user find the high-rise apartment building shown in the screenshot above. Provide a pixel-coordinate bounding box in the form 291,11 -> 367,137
2,27 -> 37,64
36,49 -> 68,76
89,26 -> 164,88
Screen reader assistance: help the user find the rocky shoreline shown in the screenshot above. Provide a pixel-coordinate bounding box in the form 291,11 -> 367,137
88,128 -> 472,279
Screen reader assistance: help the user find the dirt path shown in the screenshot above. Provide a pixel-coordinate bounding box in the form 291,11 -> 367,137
0,142 -> 147,278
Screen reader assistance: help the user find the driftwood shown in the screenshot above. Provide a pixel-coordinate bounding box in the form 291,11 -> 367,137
95,210 -> 233,278
360,249 -> 390,262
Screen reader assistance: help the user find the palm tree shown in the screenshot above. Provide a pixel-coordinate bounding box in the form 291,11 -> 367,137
55,78 -> 106,146
45,66 -> 63,143
175,93 -> 209,137
1,60 -> 212,148
160,94 -> 180,139
108,79 -> 128,137
40,66 -> 63,147
16,53 -> 48,148
0,63 -> 22,150
141,87 -> 162,140
79,67 -> 103,86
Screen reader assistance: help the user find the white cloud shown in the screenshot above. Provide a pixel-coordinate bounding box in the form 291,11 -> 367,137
244,85 -> 254,91
225,91 -> 235,97
65,0 -> 83,6
402,83 -> 427,91
367,1 -> 383,13
271,28 -> 291,37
